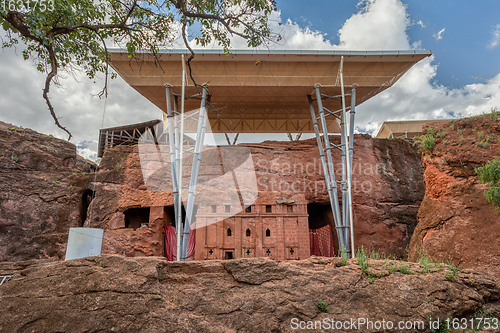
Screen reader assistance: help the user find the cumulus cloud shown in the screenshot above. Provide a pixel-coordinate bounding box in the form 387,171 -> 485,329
1,0 -> 499,160
488,24 -> 500,49
338,0 -> 411,50
433,28 -> 446,42
0,44 -> 160,160
356,58 -> 500,135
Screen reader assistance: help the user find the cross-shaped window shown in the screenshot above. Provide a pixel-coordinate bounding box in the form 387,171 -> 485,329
266,249 -> 271,256
246,249 -> 251,256
289,248 -> 294,255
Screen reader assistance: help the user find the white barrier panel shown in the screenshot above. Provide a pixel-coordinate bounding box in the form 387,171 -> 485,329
65,228 -> 103,261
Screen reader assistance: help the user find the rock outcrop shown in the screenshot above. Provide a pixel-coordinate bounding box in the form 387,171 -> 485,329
0,254 -> 498,332
0,122 -> 94,261
89,134 -> 424,258
0,120 -> 425,262
409,114 -> 500,277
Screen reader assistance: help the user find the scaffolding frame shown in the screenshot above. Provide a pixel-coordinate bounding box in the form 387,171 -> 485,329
308,57 -> 356,258
166,74 -> 358,260
165,83 -> 209,261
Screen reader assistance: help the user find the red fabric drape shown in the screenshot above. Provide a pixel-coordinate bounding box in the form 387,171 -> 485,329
164,225 -> 177,261
164,223 -> 196,261
309,224 -> 334,257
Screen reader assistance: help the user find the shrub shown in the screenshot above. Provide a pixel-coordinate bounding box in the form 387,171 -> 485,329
421,135 -> 436,152
413,132 -> 437,152
475,159 -> 500,214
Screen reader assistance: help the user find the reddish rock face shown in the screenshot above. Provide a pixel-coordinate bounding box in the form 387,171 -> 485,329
0,255 -> 498,332
0,122 -> 95,261
409,115 -> 500,277
0,119 -> 425,262
91,134 -> 424,259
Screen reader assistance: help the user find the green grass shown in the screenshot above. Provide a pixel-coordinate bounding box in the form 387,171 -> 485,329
356,247 -> 371,277
421,135 -> 436,152
444,271 -> 455,281
444,259 -> 460,282
416,248 -> 439,274
475,159 -> 500,214
317,299 -> 329,313
476,142 -> 489,149
468,306 -> 499,331
398,262 -> 412,275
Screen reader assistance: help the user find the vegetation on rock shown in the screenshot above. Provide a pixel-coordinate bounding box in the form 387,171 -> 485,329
476,158 -> 500,214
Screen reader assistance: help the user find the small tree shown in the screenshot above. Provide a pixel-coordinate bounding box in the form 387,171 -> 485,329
1,0 -> 279,139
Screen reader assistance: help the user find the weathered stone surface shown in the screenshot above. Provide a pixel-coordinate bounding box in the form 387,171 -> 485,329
0,255 -> 498,332
0,119 -> 425,261
0,122 -> 94,261
409,115 -> 500,278
91,135 -> 424,258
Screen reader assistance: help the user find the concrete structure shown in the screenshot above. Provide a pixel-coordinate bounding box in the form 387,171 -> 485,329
375,119 -> 450,139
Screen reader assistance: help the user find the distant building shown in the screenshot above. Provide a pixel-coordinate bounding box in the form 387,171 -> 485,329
375,119 -> 450,139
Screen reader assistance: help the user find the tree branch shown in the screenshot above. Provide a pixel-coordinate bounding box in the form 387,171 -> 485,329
42,44 -> 72,140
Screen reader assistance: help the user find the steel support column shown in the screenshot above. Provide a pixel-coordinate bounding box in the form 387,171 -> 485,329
165,84 -> 210,261
165,85 -> 180,261
307,93 -> 345,253
181,86 -> 209,261
308,58 -> 357,257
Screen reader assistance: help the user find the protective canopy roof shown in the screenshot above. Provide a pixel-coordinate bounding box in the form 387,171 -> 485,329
109,49 -> 431,133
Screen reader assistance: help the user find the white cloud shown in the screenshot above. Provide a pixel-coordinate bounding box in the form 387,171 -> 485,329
338,0 -> 410,50
416,20 -> 426,29
488,24 -> 500,49
357,57 -> 500,135
77,145 -> 98,161
433,28 -> 446,42
0,44 -> 160,160
1,0 -> 500,161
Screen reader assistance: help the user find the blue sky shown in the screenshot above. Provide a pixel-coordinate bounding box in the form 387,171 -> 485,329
279,0 -> 500,88
1,0 -> 500,160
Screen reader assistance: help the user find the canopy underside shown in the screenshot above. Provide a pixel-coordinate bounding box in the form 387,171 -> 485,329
109,50 -> 431,133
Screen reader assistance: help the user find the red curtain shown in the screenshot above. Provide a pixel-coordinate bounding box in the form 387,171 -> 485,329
164,222 -> 196,261
309,224 -> 334,257
164,225 -> 177,261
